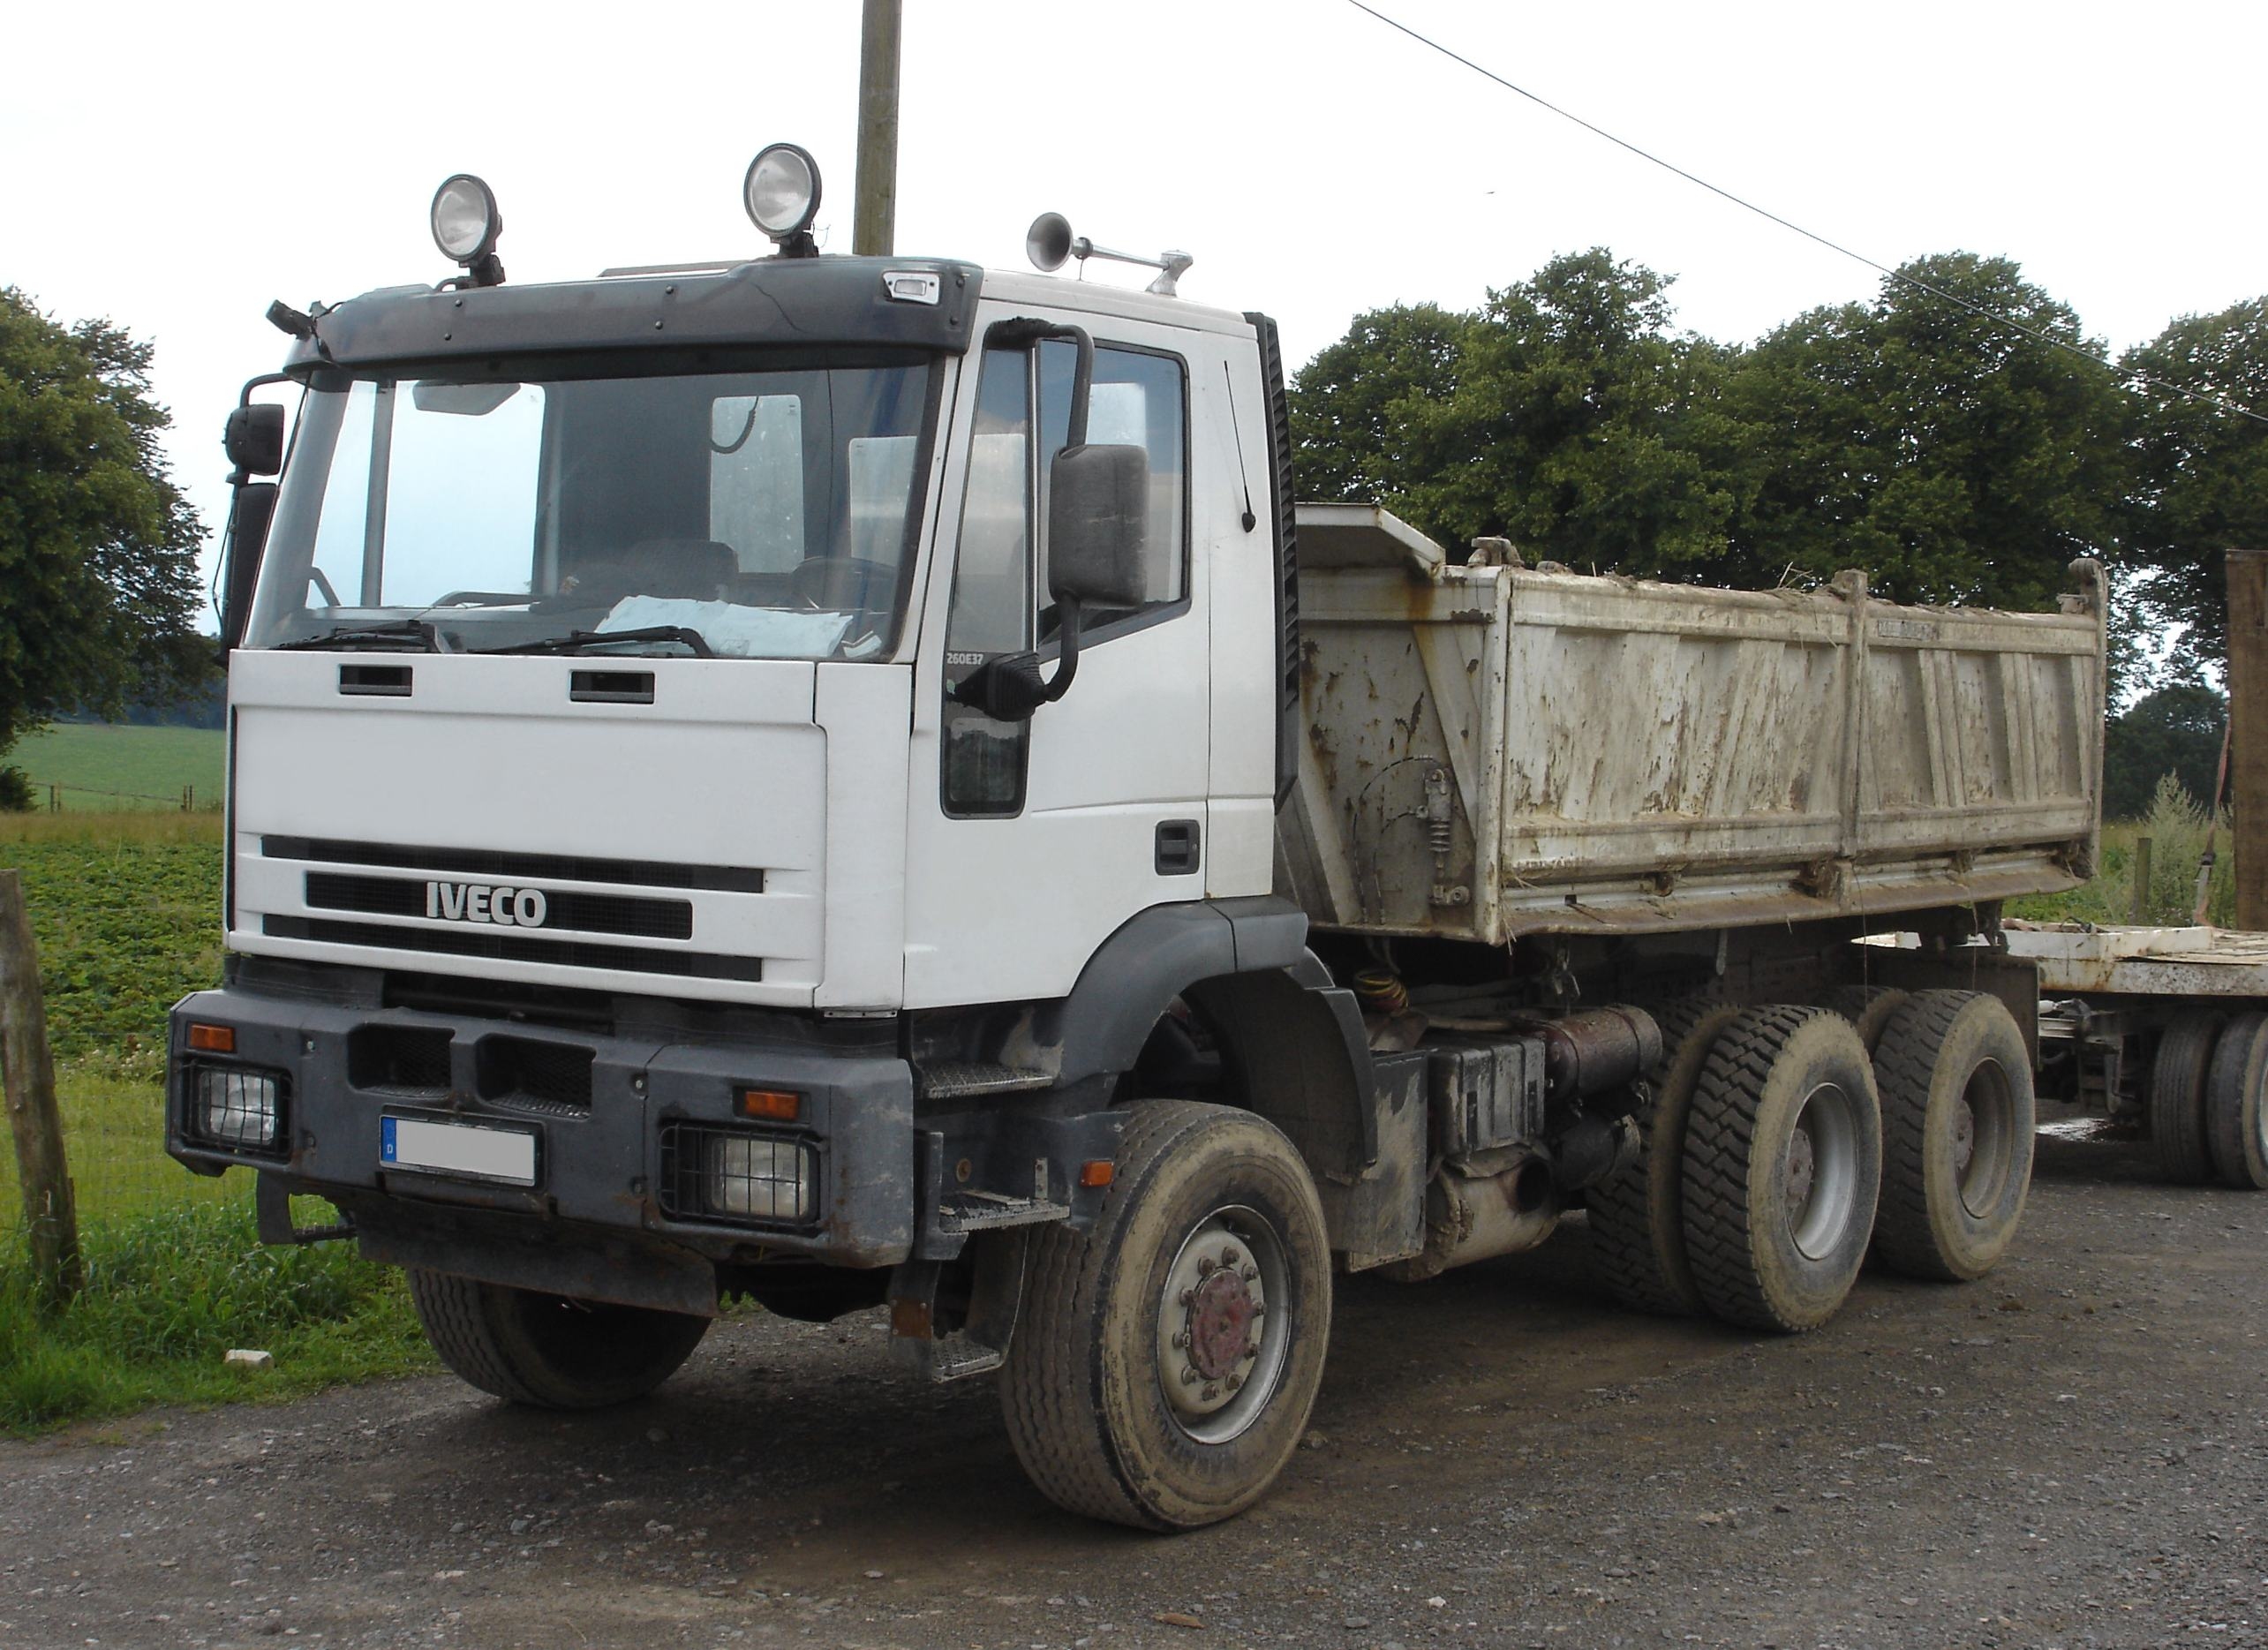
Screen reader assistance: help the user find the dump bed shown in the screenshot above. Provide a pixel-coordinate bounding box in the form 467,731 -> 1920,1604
1276,504 -> 2106,945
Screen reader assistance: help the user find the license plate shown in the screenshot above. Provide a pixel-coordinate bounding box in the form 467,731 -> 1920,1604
381,1115 -> 539,1186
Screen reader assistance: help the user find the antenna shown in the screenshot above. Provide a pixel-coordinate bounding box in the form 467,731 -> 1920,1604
1026,212 -> 1193,297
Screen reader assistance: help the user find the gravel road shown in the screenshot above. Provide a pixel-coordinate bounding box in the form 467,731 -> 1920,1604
4,1129 -> 2264,1650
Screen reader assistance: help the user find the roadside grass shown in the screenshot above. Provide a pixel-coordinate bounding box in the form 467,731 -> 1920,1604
0,810 -> 432,1435
9,723 -> 227,811
0,1197 -> 433,1436
2009,778 -> 2234,929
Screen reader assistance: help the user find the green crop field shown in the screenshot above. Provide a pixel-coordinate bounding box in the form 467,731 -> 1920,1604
10,723 -> 227,811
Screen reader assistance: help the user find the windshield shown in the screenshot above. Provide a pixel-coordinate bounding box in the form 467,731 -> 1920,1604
245,357 -> 937,659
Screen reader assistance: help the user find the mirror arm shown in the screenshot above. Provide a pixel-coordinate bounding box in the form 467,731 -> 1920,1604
1040,597 -> 1082,704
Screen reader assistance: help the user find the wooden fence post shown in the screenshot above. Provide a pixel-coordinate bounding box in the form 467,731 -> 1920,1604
0,869 -> 82,1304
2131,836 -> 2153,925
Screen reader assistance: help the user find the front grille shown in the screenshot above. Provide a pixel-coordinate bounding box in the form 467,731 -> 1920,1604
263,836 -> 764,894
264,915 -> 764,983
477,1036 -> 594,1115
304,871 -> 693,940
348,1024 -> 453,1092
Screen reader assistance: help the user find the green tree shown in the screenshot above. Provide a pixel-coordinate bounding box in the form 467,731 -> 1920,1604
2120,296 -> 2268,682
1290,302 -> 1472,509
1290,252 -> 1747,576
1725,253 -> 2128,610
0,289 -> 205,758
2102,682 -> 2225,820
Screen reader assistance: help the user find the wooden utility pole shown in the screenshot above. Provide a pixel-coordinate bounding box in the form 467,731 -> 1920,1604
2228,548 -> 2268,930
0,869 -> 81,1304
853,0 -> 901,257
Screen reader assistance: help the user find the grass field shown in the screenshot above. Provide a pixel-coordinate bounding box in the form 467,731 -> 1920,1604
0,810 -> 431,1434
9,722 -> 226,811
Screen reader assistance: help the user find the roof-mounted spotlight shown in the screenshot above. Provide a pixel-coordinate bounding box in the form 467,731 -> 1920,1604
1026,212 -> 1194,297
744,143 -> 823,259
430,173 -> 505,288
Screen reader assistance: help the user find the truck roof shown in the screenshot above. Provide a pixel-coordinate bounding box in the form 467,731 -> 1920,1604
287,256 -> 1256,373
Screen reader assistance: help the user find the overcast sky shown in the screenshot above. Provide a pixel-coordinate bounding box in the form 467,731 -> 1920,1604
6,0 -> 2263,602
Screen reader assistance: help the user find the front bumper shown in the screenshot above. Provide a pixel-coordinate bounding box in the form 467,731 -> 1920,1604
166,976 -> 917,1290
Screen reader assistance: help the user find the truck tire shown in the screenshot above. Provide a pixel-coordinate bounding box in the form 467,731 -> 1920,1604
1681,1006 -> 1882,1332
2149,1011 -> 2225,1185
1822,984 -> 1911,1054
998,1101 -> 1330,1531
1587,1000 -> 1743,1316
1870,991 -> 2035,1281
2204,1011 -> 2268,1190
406,1270 -> 710,1409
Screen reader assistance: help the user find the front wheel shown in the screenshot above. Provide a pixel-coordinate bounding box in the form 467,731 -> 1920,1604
998,1102 -> 1331,1531
406,1270 -> 711,1409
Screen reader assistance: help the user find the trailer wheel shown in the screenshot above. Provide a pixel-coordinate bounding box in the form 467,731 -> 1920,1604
1823,984 -> 1911,1054
2204,1012 -> 2268,1190
1681,1006 -> 1881,1332
1588,1000 -> 1743,1315
1870,991 -> 2035,1281
998,1101 -> 1330,1531
2148,1011 -> 2226,1185
405,1270 -> 710,1409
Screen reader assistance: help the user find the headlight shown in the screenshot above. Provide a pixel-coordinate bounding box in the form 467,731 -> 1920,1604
196,1068 -> 282,1149
702,1133 -> 814,1221
430,173 -> 501,265
742,143 -> 822,242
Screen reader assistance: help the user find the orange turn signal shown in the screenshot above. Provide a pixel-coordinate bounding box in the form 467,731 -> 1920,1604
1078,1159 -> 1116,1188
187,1023 -> 237,1054
737,1088 -> 802,1123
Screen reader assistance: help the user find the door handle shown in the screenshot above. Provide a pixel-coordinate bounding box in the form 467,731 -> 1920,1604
1155,819 -> 1201,876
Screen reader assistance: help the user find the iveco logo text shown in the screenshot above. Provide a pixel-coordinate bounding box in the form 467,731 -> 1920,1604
425,882 -> 548,927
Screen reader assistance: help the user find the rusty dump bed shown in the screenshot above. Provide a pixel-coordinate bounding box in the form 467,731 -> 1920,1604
2003,924 -> 2268,1000
1275,504 -> 2107,945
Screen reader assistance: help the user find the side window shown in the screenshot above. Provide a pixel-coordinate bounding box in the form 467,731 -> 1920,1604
938,338 -> 1190,818
941,348 -> 1036,817
1036,341 -> 1187,638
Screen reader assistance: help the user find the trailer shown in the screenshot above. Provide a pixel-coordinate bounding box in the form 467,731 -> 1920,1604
170,148 -> 2125,1532
2009,923 -> 2268,1187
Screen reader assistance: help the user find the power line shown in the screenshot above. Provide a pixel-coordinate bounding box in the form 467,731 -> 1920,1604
1345,0 -> 2268,430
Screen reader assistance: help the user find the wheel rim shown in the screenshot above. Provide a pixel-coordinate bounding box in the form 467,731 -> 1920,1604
1155,1205 -> 1292,1445
1786,1081 -> 1859,1261
1955,1056 -> 2016,1217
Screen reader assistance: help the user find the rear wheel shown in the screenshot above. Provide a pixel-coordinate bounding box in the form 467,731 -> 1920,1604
2149,1011 -> 2225,1185
2204,1011 -> 2268,1190
998,1101 -> 1330,1530
406,1270 -> 711,1409
1587,999 -> 1743,1315
1681,1006 -> 1882,1332
1871,991 -> 2035,1280
1823,984 -> 1912,1054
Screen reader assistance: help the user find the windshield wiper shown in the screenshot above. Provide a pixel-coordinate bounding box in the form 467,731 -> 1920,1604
271,620 -> 440,652
473,625 -> 714,658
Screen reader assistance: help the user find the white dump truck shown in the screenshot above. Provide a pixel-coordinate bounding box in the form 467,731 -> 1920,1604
170,147 -> 2108,1530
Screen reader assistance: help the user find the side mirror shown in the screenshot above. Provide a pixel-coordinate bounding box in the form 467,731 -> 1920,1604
224,402 -> 286,478
219,482 -> 278,651
1046,443 -> 1149,607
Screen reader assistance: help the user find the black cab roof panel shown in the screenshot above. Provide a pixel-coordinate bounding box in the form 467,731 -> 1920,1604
290,257 -> 985,369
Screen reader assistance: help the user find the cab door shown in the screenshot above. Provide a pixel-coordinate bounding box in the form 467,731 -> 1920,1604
902,309 -> 1209,1009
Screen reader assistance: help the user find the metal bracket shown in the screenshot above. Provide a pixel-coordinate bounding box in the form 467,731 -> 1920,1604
254,1172 -> 356,1245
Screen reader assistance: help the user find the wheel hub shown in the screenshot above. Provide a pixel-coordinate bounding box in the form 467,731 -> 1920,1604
1952,1096 -> 1977,1178
1785,1123 -> 1816,1212
1186,1267 -> 1258,1382
1155,1210 -> 1288,1444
